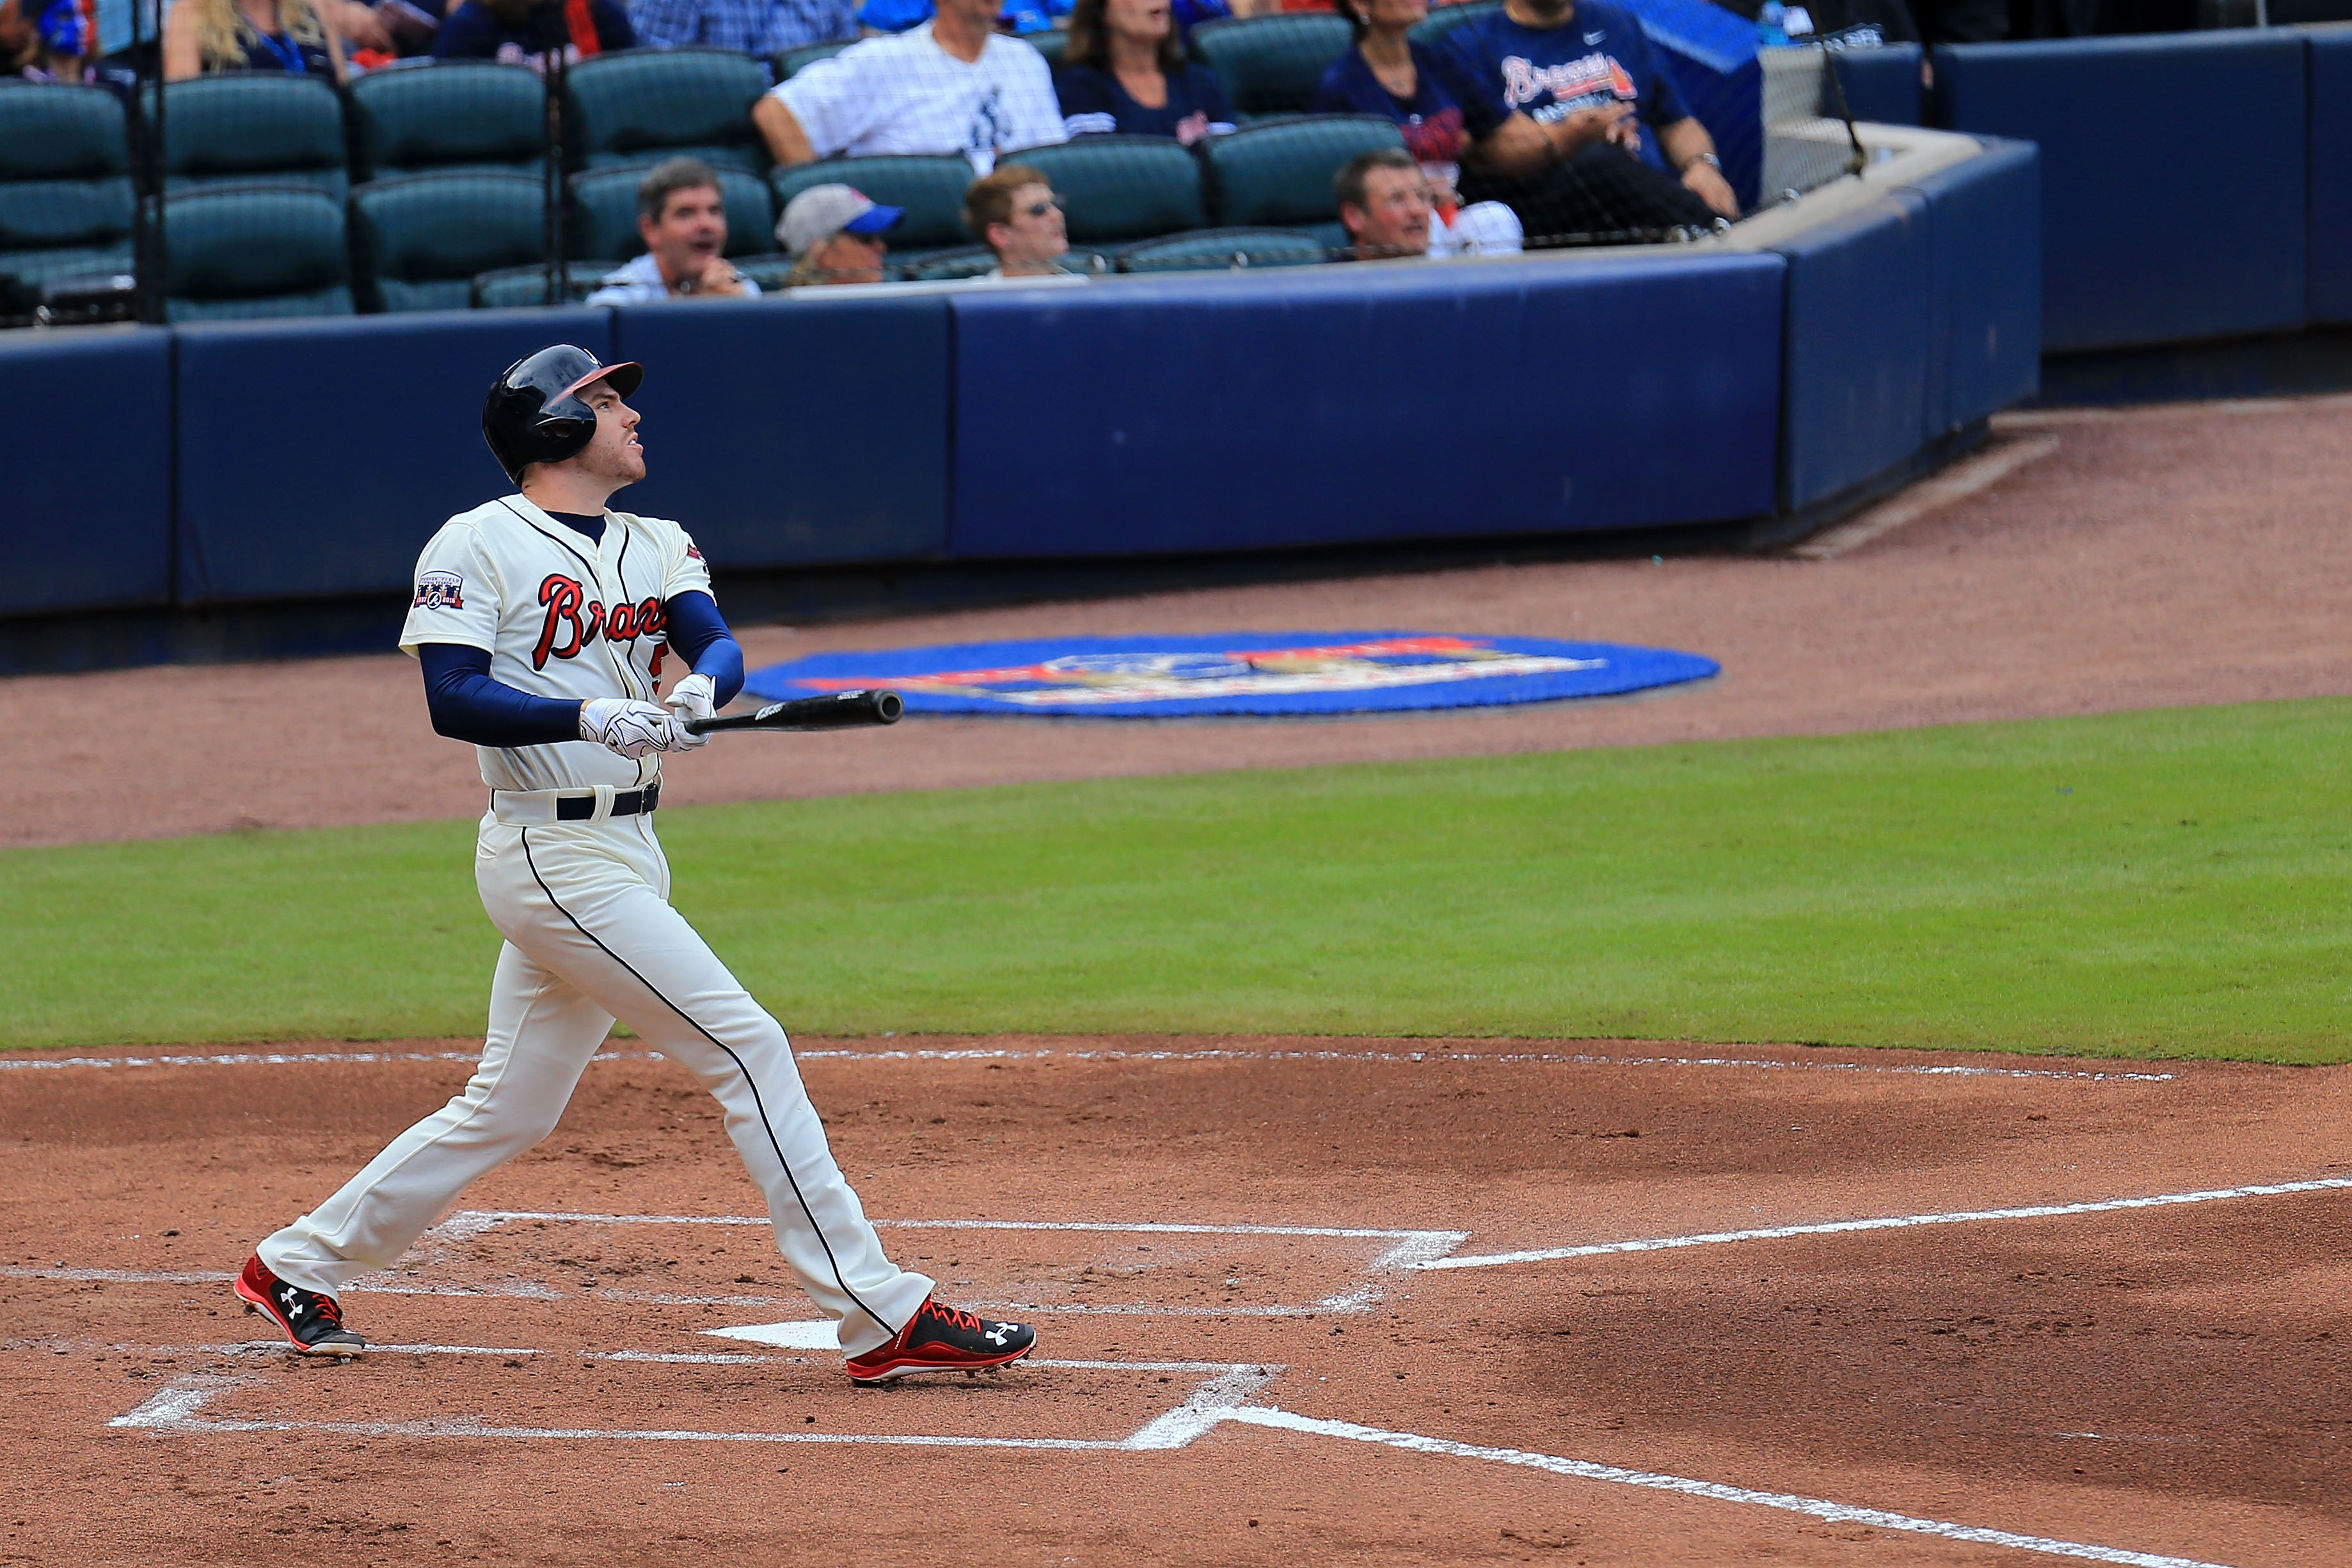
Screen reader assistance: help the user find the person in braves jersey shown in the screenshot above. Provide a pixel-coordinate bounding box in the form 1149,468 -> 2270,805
232,344 -> 1035,1386
1440,0 -> 1738,239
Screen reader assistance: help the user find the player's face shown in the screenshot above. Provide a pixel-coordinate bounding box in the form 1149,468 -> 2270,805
1348,166 -> 1433,257
575,382 -> 646,484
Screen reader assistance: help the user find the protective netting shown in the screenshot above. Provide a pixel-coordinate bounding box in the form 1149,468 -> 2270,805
0,0 -> 1886,322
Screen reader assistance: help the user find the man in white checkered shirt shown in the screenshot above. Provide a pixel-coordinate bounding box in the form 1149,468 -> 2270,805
633,0 -> 855,56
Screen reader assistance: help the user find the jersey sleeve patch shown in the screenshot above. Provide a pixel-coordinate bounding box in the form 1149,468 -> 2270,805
414,569 -> 466,610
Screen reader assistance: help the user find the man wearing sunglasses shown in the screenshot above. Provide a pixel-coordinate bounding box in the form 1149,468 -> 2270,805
961,163 -> 1083,280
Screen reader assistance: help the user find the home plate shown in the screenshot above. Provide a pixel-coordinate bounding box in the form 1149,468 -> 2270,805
703,1320 -> 839,1350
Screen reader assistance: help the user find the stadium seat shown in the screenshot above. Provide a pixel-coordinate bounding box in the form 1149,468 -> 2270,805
563,49 -> 773,173
470,259 -> 610,307
569,162 -> 777,259
0,83 -> 134,289
1021,28 -> 1069,68
163,184 -> 352,321
351,171 -> 546,313
892,243 -> 999,281
349,61 -> 546,182
1117,225 -> 1328,273
154,72 -> 348,202
1188,13 -> 1353,118
1015,136 -> 1203,244
1406,0 -> 1496,44
772,155 -> 976,249
774,38 -> 857,79
1202,114 -> 1401,228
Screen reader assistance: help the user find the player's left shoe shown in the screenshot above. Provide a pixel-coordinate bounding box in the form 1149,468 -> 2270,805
845,1298 -> 1035,1384
234,1253 -> 367,1356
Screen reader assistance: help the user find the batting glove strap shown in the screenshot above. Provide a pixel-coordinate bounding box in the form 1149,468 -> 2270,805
581,697 -> 686,758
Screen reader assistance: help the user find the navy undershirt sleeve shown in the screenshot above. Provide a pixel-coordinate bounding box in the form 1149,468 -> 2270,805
417,641 -> 583,748
663,589 -> 744,706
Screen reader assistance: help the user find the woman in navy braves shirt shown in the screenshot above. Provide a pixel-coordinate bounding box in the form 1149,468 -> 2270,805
1055,0 -> 1236,143
1321,0 -> 1729,244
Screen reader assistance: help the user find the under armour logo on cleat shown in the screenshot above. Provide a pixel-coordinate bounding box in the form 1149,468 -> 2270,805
277,1285 -> 306,1317
984,1326 -> 1010,1345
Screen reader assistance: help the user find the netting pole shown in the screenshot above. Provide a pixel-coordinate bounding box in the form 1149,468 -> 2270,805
543,49 -> 566,308
1817,44 -> 1868,181
132,0 -> 166,324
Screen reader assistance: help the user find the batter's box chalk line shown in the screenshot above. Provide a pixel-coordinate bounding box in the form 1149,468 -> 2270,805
393,1210 -> 1468,1319
107,1359 -> 2235,1568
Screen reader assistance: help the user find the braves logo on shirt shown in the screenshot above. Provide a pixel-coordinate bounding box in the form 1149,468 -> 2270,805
1500,51 -> 1637,113
414,570 -> 465,610
534,573 -> 667,670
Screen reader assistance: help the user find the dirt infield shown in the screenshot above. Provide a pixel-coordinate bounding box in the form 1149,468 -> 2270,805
5,1036 -> 2348,1567
9,394 -> 2352,849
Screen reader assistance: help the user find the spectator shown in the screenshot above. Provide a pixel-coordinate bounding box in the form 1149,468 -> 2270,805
963,161 -> 1083,278
631,0 -> 857,58
778,182 -> 903,285
1335,146 -> 1520,259
164,0 -> 346,79
433,0 -> 636,64
856,0 -> 1070,35
19,0 -> 94,80
1315,0 -> 1502,209
0,0 -> 31,72
1054,0 -> 1232,143
585,158 -> 763,304
752,0 -> 1065,173
1436,0 -> 1738,237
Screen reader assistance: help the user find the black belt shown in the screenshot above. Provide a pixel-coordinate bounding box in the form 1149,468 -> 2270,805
555,782 -> 660,821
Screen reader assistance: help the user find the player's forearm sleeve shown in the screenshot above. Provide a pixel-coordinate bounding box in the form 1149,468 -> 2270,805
418,642 -> 584,747
664,590 -> 745,706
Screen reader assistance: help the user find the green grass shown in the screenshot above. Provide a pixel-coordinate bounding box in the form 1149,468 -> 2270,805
6,698 -> 2349,1061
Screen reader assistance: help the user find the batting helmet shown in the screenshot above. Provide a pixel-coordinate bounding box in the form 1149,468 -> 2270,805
482,344 -> 644,485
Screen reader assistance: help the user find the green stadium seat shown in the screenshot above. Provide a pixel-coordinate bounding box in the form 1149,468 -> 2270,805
154,72 -> 348,202
569,162 -> 776,260
1021,28 -> 1069,68
891,243 -> 999,282
349,61 -> 546,182
1117,225 -> 1329,273
352,171 -> 547,313
772,155 -> 975,249
1188,14 -> 1353,118
0,83 -> 134,289
1407,0 -> 1497,45
1203,113 -> 1401,228
563,49 -> 772,173
471,259 -> 610,307
773,38 -> 857,79
164,184 -> 352,321
1013,136 -> 1202,244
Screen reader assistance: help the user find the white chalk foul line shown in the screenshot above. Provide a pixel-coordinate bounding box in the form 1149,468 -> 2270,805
2,1045 -> 2172,1082
1221,1407 -> 2232,1568
1422,1176 -> 2352,1271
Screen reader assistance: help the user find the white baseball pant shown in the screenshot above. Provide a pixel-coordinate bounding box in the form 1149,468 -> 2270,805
258,808 -> 934,1356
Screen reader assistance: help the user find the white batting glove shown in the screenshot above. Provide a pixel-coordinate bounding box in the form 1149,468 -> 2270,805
662,671 -> 716,750
579,697 -> 688,758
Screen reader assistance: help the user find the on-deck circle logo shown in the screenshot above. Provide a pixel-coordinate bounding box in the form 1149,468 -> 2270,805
743,632 -> 1719,718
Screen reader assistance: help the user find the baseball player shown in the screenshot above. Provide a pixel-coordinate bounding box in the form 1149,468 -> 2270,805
234,344 -> 1035,1385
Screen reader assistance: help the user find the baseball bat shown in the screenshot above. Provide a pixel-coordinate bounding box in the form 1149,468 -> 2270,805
684,689 -> 903,735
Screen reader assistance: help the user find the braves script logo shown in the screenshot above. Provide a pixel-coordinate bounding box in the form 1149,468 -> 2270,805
532,574 -> 667,670
1500,51 -> 1637,113
413,570 -> 465,610
795,637 -> 1608,708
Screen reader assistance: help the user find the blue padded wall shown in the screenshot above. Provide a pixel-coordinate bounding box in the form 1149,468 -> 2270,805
176,309 -> 613,603
1934,33 -> 2307,353
1830,44 -> 1923,126
1772,191 -> 1933,511
0,328 -> 172,616
2308,26 -> 2352,323
610,295 -> 950,570
1900,136 -> 2040,435
948,253 -> 1784,559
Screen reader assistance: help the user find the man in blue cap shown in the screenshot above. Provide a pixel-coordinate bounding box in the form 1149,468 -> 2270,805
778,184 -> 905,287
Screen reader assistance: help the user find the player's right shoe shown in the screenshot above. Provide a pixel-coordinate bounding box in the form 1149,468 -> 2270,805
234,1254 -> 367,1356
845,1298 -> 1035,1385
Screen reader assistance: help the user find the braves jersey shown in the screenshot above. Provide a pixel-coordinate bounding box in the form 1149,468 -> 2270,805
399,494 -> 712,794
1439,0 -> 1688,168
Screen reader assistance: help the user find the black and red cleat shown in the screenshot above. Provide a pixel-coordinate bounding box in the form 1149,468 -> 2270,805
234,1254 -> 367,1356
845,1298 -> 1035,1385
